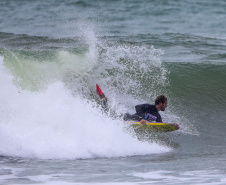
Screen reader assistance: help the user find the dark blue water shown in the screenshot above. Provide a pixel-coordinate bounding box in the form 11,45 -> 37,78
0,0 -> 226,184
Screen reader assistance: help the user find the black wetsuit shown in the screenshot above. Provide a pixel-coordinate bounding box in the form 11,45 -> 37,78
123,104 -> 162,122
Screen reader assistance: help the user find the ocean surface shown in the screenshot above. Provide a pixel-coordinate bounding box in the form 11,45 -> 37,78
0,0 -> 226,184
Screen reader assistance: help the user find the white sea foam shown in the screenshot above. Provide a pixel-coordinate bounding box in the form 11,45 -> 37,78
27,182 -> 138,185
133,170 -> 226,185
0,56 -> 169,159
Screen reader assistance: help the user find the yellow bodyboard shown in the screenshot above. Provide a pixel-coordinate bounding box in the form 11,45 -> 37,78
127,121 -> 179,132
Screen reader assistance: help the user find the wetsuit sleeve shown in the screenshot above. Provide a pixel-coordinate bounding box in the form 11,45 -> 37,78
156,113 -> 162,122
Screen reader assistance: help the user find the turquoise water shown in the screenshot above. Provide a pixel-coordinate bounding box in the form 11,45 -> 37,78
0,0 -> 226,184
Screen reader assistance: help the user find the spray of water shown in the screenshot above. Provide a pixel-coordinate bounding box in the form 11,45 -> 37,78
0,56 -> 170,159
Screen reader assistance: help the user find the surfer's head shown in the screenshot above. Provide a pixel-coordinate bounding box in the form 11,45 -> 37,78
155,95 -> 167,111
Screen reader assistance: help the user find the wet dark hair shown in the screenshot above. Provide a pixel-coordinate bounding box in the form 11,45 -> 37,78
155,95 -> 167,105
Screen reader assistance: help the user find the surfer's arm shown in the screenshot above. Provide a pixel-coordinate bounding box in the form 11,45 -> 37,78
156,114 -> 162,122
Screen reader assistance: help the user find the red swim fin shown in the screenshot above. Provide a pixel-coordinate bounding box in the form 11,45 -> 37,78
96,84 -> 105,99
96,84 -> 108,110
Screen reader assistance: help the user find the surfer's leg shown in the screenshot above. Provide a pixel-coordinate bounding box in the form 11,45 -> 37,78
101,98 -> 109,112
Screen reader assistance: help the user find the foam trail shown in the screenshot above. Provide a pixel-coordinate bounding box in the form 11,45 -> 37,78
0,56 -> 170,159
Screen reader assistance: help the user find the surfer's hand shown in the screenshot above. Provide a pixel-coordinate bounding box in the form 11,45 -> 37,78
140,119 -> 147,125
173,123 -> 180,128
